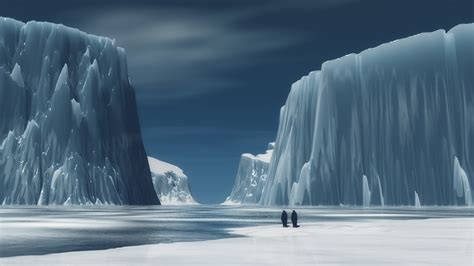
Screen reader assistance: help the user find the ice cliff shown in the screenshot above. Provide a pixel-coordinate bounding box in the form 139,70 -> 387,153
225,143 -> 274,204
148,157 -> 196,204
260,23 -> 474,206
0,17 -> 159,205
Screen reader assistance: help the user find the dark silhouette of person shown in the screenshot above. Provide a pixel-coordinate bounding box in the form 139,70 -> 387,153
281,210 -> 288,227
291,210 -> 299,228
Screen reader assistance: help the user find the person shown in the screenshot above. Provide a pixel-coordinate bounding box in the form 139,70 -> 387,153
281,210 -> 288,227
291,210 -> 299,228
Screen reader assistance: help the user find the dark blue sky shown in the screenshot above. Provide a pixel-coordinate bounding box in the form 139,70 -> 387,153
1,0 -> 472,203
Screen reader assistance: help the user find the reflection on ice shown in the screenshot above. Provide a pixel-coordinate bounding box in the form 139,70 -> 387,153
0,205 -> 473,257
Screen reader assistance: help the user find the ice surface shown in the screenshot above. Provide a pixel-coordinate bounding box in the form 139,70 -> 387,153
224,143 -> 274,204
148,156 -> 196,204
0,205 -> 472,258
0,17 -> 159,205
9,63 -> 24,87
2,216 -> 473,265
260,23 -> 474,206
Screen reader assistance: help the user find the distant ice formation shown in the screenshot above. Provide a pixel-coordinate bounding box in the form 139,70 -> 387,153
0,17 -> 159,205
224,143 -> 274,204
259,23 -> 474,206
148,157 -> 196,204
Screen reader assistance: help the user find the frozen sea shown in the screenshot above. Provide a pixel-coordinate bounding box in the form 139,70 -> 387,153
1,205 -> 473,258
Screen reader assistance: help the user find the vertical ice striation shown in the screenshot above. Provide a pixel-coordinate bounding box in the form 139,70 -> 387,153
262,71 -> 320,206
414,191 -> 421,207
148,156 -> 196,204
453,156 -> 472,205
0,17 -> 159,205
224,143 -> 274,204
260,23 -> 474,206
362,175 -> 371,206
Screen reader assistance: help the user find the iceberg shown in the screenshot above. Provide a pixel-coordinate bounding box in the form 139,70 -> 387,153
260,23 -> 474,206
0,17 -> 159,205
224,143 -> 274,204
148,156 -> 196,204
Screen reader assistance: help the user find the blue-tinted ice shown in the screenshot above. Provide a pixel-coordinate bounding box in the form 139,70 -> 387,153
1,205 -> 473,257
0,17 -> 158,205
232,24 -> 474,206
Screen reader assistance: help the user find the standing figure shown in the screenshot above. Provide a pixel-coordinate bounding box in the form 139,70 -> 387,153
281,210 -> 288,227
291,210 -> 299,228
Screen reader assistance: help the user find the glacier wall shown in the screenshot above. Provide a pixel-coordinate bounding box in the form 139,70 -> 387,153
261,23 -> 474,206
148,156 -> 196,204
0,17 -> 159,205
225,143 -> 274,204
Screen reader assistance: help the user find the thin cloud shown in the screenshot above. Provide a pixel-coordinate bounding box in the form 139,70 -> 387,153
58,6 -> 306,99
2,0 -> 360,101
46,0 -> 358,101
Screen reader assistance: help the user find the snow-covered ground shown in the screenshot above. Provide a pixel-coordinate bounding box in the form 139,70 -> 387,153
2,217 -> 473,265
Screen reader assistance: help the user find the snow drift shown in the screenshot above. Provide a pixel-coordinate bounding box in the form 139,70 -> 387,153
260,23 -> 474,206
148,156 -> 196,204
0,17 -> 159,205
